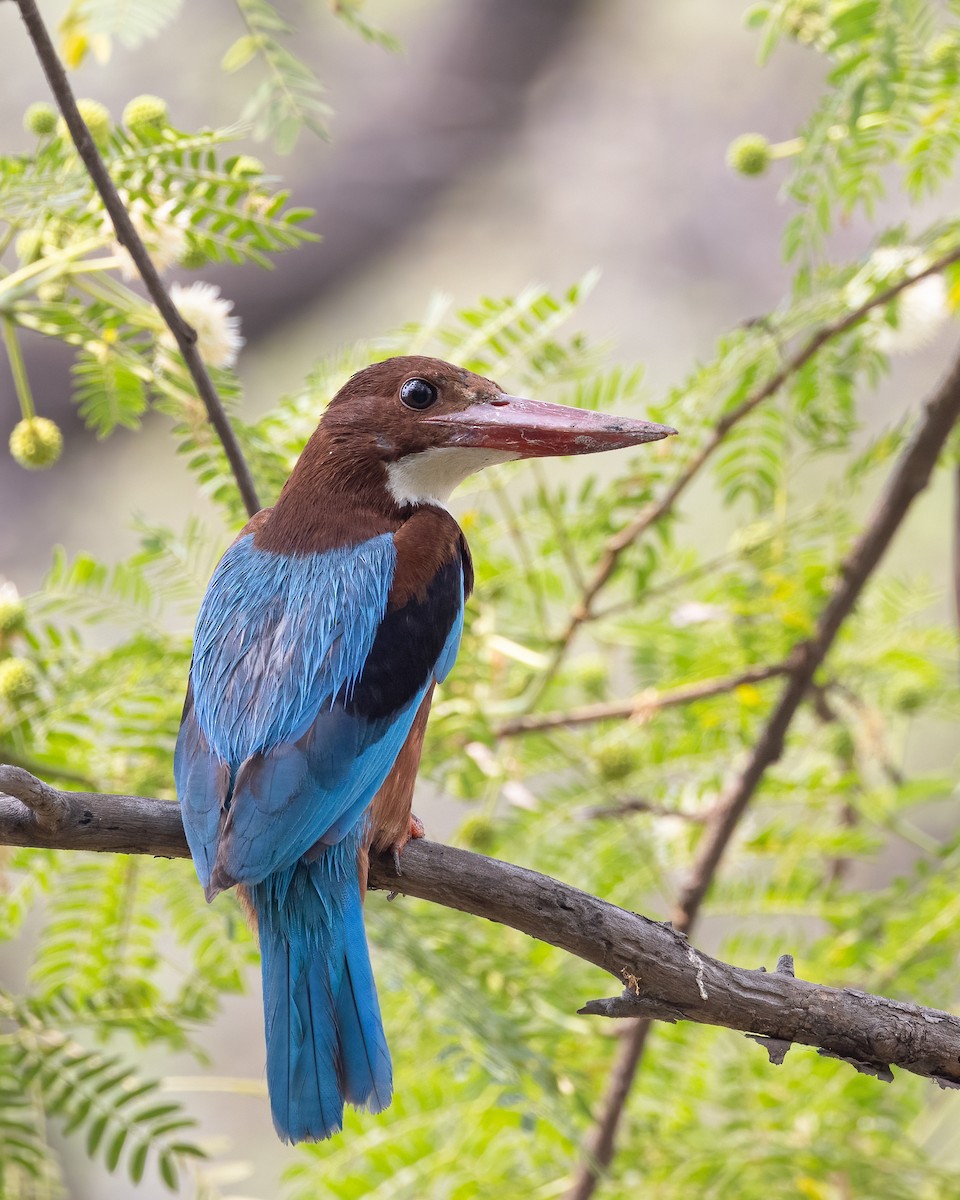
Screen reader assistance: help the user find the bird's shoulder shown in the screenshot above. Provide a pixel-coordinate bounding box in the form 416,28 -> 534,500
389,503 -> 473,609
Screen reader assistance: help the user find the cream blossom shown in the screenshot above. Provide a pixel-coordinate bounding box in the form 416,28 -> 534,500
846,246 -> 950,355
165,282 -> 244,369
670,601 -> 726,628
110,197 -> 188,279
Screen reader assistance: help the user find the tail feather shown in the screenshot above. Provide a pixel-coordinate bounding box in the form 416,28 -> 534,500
251,848 -> 392,1143
336,896 -> 392,1112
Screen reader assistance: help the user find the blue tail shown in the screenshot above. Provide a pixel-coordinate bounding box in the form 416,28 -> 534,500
249,840 -> 392,1142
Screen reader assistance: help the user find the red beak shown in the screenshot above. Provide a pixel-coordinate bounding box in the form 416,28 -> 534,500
423,394 -> 677,458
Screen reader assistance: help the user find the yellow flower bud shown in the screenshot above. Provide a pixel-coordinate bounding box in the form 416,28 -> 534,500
9,418 -> 63,470
57,99 -> 111,149
122,94 -> 169,135
0,658 -> 35,701
727,133 -> 771,177
24,102 -> 58,137
458,814 -> 497,853
0,594 -> 25,637
595,742 -> 640,783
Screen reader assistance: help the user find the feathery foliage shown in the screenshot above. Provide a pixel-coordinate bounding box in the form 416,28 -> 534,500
2,0 -> 960,1197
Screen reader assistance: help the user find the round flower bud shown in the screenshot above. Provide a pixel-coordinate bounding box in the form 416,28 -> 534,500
57,99 -> 111,149
785,0 -> 825,44
595,742 -> 640,783
24,102 -> 58,137
576,660 -> 608,699
727,133 -> 771,177
0,657 -> 35,702
0,596 -> 26,637
9,418 -> 63,470
458,814 -> 497,853
14,230 -> 44,264
230,155 -> 265,177
890,683 -> 928,714
122,94 -> 169,135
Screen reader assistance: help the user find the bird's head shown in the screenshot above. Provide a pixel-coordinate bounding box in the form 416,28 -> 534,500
320,355 -> 676,507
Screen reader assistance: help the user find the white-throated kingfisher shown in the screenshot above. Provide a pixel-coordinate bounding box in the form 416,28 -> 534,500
174,356 -> 675,1142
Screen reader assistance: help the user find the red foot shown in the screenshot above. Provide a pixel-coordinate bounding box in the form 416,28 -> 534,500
391,813 -> 425,876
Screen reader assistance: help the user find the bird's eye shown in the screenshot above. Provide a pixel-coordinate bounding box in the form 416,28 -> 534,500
400,378 -> 438,410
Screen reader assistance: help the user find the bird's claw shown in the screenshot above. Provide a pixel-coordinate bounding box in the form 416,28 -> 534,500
389,813 -> 425,877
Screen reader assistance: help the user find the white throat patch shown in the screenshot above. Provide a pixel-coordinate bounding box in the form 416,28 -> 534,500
386,446 -> 519,507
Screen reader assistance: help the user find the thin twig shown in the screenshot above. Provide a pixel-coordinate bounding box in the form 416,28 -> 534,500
1,767 -> 960,1091
564,342 -> 960,1200
583,797 -> 708,822
495,663 -> 790,737
546,244 -> 960,686
954,462 -> 960,675
12,0 -> 261,519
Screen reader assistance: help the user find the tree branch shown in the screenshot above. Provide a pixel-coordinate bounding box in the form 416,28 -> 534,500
12,0 -> 261,519
954,461 -> 960,675
494,663 -> 790,737
546,245 -> 960,679
1,764 -> 959,1092
674,342 -> 960,930
564,341 -> 960,1199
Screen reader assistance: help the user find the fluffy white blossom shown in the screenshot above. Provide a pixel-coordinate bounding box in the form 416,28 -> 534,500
110,197 -> 188,279
846,246 -> 950,355
670,601 -> 726,628
165,282 -> 244,368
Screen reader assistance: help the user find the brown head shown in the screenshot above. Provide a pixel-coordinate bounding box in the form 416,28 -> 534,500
259,355 -> 676,551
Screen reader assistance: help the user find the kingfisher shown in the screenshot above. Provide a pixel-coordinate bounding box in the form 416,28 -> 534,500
174,355 -> 675,1143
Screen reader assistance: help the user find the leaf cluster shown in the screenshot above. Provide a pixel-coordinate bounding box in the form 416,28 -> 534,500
3,1 -> 960,1197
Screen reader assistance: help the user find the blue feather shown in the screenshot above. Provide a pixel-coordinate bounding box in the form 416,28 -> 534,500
191,533 -> 396,764
175,529 -> 467,1141
251,832 -> 392,1142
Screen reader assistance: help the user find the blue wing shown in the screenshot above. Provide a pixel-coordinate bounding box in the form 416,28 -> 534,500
175,531 -> 464,896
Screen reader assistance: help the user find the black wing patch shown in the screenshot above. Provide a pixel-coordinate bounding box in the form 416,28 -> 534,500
344,555 -> 463,722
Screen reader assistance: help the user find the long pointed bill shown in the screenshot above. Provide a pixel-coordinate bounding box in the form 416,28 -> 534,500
422,394 -> 677,458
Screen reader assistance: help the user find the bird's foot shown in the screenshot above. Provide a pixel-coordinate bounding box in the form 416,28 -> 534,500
390,813 -> 425,877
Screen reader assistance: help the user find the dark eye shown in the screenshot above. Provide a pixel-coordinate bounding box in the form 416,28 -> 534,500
400,378 -> 438,410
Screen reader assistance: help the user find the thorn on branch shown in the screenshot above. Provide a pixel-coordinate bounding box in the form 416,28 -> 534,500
744,954 -> 798,1064
578,994 -> 685,1023
817,1049 -> 894,1082
746,1034 -> 793,1066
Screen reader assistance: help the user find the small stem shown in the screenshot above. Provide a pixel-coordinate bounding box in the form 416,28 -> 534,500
2,318 -> 35,419
0,235 -> 109,307
954,463 -> 960,672
769,136 -> 805,159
